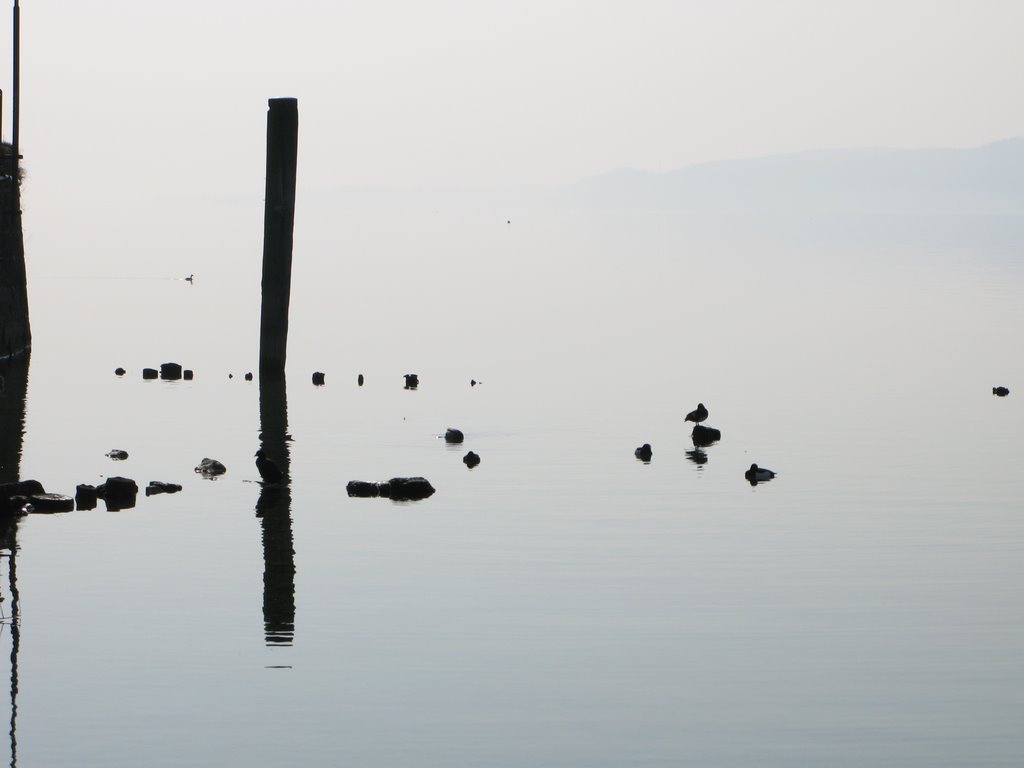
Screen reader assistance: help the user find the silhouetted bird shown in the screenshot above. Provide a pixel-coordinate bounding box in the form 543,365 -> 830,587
685,403 -> 709,425
993,386 -> 1010,397
634,443 -> 652,461
255,449 -> 283,484
744,463 -> 776,483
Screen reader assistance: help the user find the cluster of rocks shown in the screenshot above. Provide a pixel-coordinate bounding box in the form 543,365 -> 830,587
1,442 -> 204,516
125,362 -> 194,381
345,425 -> 483,502
0,476 -> 178,515
1,480 -> 74,514
121,368 -> 489,391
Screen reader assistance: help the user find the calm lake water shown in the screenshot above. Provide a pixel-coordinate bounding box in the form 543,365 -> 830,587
2,208 -> 1023,766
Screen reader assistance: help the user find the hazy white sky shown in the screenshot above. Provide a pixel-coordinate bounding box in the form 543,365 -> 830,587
6,0 -> 1024,191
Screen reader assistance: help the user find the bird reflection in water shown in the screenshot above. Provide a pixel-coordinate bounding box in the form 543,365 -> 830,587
255,370 -> 296,647
685,449 -> 708,466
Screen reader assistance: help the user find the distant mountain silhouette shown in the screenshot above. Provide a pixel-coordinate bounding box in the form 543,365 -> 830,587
563,139 -> 1024,213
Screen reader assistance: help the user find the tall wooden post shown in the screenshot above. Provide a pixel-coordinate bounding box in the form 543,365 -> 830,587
12,0 -> 19,174
259,98 -> 298,373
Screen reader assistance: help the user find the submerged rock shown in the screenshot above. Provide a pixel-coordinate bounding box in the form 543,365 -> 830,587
27,493 -> 75,513
106,449 -> 129,460
404,373 -> 419,390
358,373 -> 364,387
444,428 -> 465,444
382,477 -> 435,501
115,367 -> 126,376
96,477 -> 139,510
245,372 -> 254,381
183,369 -> 194,380
691,424 -> 722,447
348,477 -> 435,501
142,368 -> 159,380
146,481 -> 183,496
993,386 -> 1010,397
346,480 -> 380,498
312,371 -> 326,386
160,362 -> 183,381
634,443 -> 652,461
463,451 -> 480,468
1,480 -> 45,515
75,484 -> 98,510
194,458 -> 227,477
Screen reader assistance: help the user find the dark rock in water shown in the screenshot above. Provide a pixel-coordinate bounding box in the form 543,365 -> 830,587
1,479 -> 45,500
348,477 -> 435,500
142,368 -> 159,380
1,480 -> 45,514
445,428 -> 465,444
160,362 -> 183,381
471,379 -> 478,387
75,484 -> 98,510
404,373 -> 419,390
346,480 -> 380,498
146,481 -> 183,496
358,373 -> 364,386
27,493 -> 76,513
115,367 -> 126,376
312,371 -> 326,386
96,477 -> 139,509
183,369 -> 194,380
245,372 -> 253,381
463,451 -> 481,468
382,477 -> 435,501
255,449 -> 283,484
194,458 -> 227,477
635,443 -> 653,461
106,449 -> 129,461
993,386 -> 1010,397
691,424 -> 722,447
228,373 -> 234,379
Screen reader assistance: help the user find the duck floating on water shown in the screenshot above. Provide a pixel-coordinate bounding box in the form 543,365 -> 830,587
744,463 -> 776,484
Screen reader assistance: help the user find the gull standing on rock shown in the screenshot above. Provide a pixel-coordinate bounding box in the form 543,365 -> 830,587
685,403 -> 709,425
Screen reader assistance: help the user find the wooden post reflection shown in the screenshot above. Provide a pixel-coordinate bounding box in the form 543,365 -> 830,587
0,352 -> 29,768
255,369 -> 295,646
